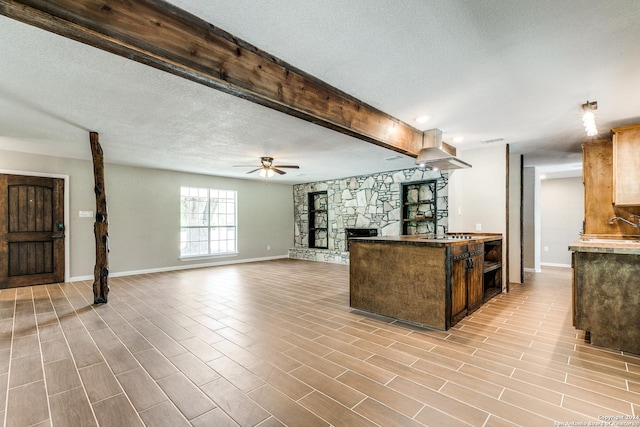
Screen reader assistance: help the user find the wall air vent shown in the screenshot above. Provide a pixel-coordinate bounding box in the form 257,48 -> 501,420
481,137 -> 505,144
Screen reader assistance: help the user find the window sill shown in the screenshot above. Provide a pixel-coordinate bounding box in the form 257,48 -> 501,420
179,253 -> 239,262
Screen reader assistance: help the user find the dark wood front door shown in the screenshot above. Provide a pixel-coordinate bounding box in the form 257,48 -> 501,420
0,174 -> 65,288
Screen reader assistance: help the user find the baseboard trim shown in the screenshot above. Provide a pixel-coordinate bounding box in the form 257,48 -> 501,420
540,262 -> 572,269
69,254 -> 289,282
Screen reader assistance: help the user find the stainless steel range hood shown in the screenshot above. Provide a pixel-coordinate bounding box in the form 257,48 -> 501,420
415,129 -> 471,170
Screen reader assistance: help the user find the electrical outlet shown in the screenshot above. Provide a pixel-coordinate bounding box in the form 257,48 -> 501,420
544,246 -> 549,252
267,245 -> 271,250
79,210 -> 93,218
475,223 -> 482,231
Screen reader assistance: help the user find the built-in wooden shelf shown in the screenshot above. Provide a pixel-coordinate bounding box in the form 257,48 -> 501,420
404,217 -> 434,222
483,261 -> 502,273
404,200 -> 434,206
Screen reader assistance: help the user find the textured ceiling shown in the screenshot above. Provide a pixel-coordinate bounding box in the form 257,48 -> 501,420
1,0 -> 640,183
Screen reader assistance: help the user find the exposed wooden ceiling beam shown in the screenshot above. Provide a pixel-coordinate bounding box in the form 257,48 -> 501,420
0,0 -> 424,156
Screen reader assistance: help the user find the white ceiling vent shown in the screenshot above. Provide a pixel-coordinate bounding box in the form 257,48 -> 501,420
481,137 -> 505,144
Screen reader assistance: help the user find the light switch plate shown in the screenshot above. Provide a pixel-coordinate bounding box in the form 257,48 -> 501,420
79,210 -> 94,218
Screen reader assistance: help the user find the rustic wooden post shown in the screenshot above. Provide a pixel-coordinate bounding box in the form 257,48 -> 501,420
90,131 -> 110,304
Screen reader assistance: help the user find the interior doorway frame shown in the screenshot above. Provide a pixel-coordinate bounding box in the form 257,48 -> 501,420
0,169 -> 71,283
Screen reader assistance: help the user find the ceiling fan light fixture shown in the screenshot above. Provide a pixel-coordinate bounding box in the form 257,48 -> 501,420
259,168 -> 274,178
233,156 -> 300,176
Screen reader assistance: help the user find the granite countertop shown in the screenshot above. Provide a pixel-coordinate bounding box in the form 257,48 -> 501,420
569,236 -> 640,255
350,234 -> 502,247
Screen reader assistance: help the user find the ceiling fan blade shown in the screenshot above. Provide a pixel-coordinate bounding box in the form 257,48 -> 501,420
273,165 -> 300,169
233,165 -> 259,167
272,168 -> 286,175
245,168 -> 261,174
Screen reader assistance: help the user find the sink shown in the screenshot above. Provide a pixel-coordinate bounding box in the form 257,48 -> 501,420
581,238 -> 640,244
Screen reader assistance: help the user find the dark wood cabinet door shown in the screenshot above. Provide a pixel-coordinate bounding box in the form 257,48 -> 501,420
0,174 -> 65,288
467,243 -> 484,312
450,253 -> 467,324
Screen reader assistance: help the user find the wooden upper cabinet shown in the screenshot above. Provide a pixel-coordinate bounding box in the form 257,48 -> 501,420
582,139 -> 614,235
612,125 -> 640,206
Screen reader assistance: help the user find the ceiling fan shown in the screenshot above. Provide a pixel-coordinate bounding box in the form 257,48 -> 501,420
233,156 -> 300,177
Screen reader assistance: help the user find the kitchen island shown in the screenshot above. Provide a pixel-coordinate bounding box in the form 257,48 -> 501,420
569,237 -> 640,354
349,234 -> 502,330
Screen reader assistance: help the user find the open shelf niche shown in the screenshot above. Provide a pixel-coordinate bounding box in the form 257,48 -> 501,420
308,191 -> 328,249
401,180 -> 437,235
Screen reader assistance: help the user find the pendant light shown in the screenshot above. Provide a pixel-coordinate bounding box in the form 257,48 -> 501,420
582,101 -> 598,137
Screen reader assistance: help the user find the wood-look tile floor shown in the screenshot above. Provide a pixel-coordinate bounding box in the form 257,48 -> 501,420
1,260 -> 639,426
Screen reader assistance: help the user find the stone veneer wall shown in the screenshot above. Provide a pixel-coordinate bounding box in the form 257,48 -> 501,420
289,168 -> 449,264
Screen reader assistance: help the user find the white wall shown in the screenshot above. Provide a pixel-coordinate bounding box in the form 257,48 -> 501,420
0,149 -> 293,280
449,144 -> 507,289
508,153 -> 522,284
533,169 -> 542,272
522,167 -> 536,271
540,176 -> 583,267
449,145 -> 507,234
